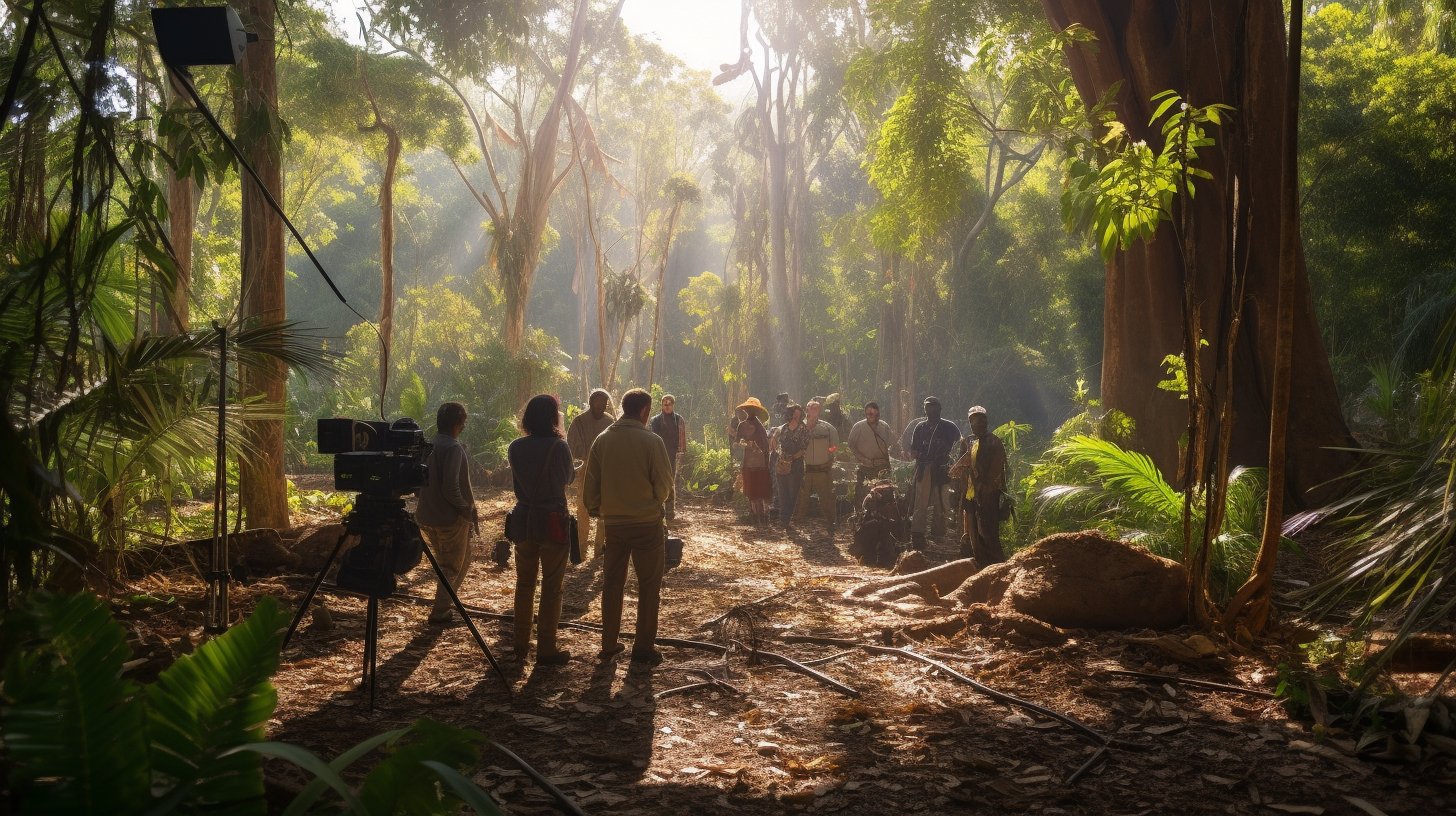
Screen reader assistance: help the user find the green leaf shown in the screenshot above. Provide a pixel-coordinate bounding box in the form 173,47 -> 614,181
2,592 -> 152,815
223,742 -> 366,814
421,761 -> 505,815
1149,91 -> 1182,124
281,727 -> 414,816
145,596 -> 290,815
357,718 -> 487,816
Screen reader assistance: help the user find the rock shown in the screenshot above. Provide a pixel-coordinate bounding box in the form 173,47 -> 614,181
232,528 -> 300,572
291,523 -> 347,573
950,531 -> 1187,631
308,604 -> 334,633
756,741 -> 780,756
889,550 -> 930,576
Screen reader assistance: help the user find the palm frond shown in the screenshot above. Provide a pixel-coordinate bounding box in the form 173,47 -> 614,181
2,592 -> 152,814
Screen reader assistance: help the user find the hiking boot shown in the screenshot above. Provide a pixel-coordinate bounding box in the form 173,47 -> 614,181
537,649 -> 572,666
598,642 -> 626,661
630,648 -> 664,666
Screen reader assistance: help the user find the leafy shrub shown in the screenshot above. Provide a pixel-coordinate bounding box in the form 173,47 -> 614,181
680,440 -> 735,498
0,592 -> 519,814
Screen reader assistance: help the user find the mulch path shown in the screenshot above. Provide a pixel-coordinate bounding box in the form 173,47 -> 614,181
115,490 -> 1455,815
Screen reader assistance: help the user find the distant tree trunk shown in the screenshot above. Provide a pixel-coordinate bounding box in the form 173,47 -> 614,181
361,58 -> 402,408
236,0 -> 288,530
498,0 -> 594,357
162,155 -> 194,333
1040,0 -> 1353,507
648,200 -> 685,388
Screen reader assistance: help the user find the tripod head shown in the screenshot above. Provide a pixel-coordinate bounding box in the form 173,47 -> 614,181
335,494 -> 425,599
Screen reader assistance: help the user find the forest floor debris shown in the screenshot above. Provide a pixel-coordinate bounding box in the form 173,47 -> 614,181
115,489 -> 1454,814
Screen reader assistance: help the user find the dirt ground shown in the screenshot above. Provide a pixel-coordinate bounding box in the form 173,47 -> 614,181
119,487 -> 1456,815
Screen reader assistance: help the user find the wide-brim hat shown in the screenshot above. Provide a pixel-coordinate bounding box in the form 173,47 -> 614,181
736,397 -> 770,422
825,392 -> 841,405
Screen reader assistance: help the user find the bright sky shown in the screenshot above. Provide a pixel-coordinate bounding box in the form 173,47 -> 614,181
327,0 -> 756,103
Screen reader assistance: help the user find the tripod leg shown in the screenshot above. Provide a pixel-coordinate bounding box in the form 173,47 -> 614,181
420,540 -> 509,689
281,532 -> 352,651
365,597 -> 378,712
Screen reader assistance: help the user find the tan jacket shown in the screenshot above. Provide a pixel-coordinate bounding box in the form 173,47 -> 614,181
583,417 -> 675,525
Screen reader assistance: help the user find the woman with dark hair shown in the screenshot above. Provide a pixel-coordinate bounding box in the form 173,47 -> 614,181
734,398 -> 772,524
508,394 -> 575,664
775,404 -> 809,533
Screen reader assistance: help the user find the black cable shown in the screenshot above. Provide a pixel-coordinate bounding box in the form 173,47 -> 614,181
166,65 -> 389,419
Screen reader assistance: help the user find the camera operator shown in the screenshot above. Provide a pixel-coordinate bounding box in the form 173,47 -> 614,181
415,401 -> 478,625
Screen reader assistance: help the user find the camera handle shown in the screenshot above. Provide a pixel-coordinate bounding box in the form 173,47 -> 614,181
281,511 -> 509,709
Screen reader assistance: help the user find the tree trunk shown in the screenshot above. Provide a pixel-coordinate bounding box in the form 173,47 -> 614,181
159,72 -> 194,334
376,122 -> 401,405
498,0 -> 593,356
648,202 -> 682,388
1221,0 -> 1303,635
1040,0 -> 1353,507
236,0 -> 288,530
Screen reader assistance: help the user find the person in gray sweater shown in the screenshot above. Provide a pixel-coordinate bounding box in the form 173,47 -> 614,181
508,394 -> 576,663
415,401 -> 477,625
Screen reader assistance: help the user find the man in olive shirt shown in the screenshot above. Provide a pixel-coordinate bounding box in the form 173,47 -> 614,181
584,389 -> 675,665
794,399 -> 840,535
567,389 -> 614,556
415,401 -> 477,625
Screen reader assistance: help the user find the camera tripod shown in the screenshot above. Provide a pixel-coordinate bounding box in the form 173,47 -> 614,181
282,495 -> 508,709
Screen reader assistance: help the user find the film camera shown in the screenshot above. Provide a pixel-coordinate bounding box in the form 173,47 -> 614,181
317,417 -> 431,497
288,416 -> 505,705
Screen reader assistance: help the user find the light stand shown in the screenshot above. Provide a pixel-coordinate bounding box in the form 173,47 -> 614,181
152,7 -> 378,633
205,320 -> 230,633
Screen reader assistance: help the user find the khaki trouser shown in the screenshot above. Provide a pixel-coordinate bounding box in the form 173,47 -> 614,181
600,521 -> 666,654
419,516 -> 473,618
513,538 -> 570,656
794,465 -> 837,525
910,467 -> 952,536
574,463 -> 606,556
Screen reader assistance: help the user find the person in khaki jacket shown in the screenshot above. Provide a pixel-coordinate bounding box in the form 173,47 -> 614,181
567,389 -> 614,557
583,388 -> 675,665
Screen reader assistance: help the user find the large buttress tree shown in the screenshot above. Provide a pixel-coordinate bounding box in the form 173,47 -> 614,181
1039,0 -> 1354,506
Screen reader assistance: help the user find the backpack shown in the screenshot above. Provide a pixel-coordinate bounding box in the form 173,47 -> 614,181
849,481 -> 907,569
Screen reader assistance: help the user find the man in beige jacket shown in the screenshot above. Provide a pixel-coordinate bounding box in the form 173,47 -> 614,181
584,388 -> 675,665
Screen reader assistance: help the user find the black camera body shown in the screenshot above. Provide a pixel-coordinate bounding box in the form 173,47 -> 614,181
317,417 -> 431,498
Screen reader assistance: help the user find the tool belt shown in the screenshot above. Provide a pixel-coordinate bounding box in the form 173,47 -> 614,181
805,462 -> 833,473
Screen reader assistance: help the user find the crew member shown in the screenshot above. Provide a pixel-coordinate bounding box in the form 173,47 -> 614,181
649,394 -> 688,522
585,389 -> 675,665
848,401 -> 894,500
795,399 -> 840,535
567,389 -> 614,557
507,395 -> 575,663
415,401 -> 477,625
951,405 -> 1008,564
908,396 -> 961,548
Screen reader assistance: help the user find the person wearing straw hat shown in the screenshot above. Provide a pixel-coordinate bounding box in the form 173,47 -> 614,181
733,397 -> 773,524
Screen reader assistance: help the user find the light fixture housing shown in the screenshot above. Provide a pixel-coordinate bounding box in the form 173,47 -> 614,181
150,6 -> 254,67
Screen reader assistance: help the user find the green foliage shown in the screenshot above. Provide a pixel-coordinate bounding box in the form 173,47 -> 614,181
1294,360 -> 1456,674
1301,4 -> 1456,395
1061,92 -> 1231,261
680,440 -> 735,498
1027,425 -> 1285,598
3,592 -> 152,814
1,593 -> 514,814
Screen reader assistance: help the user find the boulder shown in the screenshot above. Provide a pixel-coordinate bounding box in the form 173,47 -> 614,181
949,531 -> 1187,631
290,523 -> 347,573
